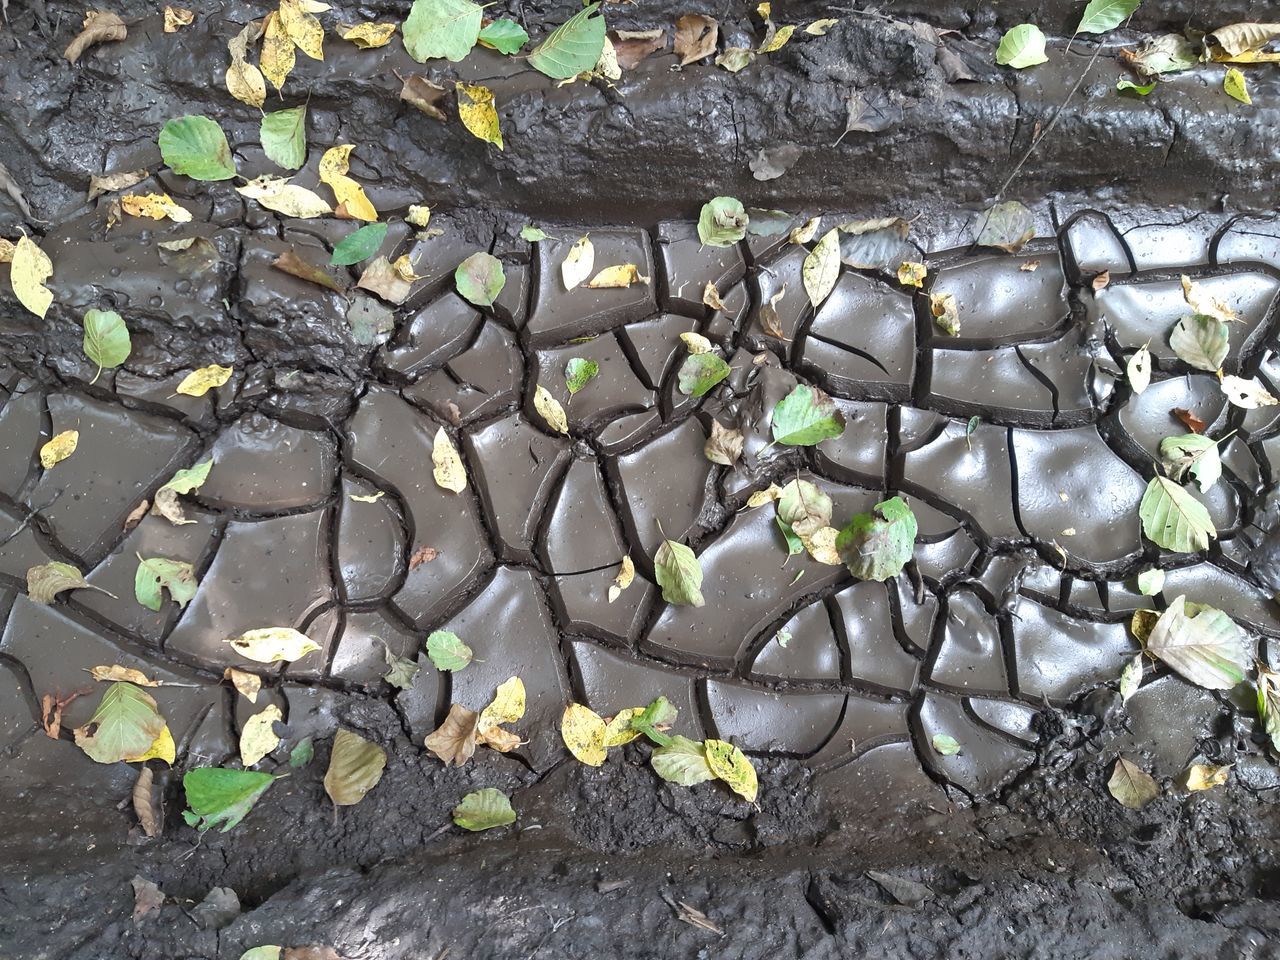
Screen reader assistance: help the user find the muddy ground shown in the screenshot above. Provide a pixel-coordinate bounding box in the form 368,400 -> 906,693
4,1 -> 1280,958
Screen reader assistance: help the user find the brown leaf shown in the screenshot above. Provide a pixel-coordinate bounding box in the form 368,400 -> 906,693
1020,259 -> 1040,272
612,28 -> 665,69
703,281 -> 725,311
674,14 -> 717,65
759,286 -> 786,338
41,689 -> 87,738
283,948 -> 343,960
409,544 -> 438,569
674,900 -> 724,936
272,250 -> 347,293
1173,407 -> 1207,434
356,256 -> 414,304
64,10 -> 128,63
132,766 -> 162,838
163,6 -> 195,31
123,499 -> 150,531
424,703 -> 479,766
704,419 -> 744,465
399,73 -> 447,121
87,169 -> 148,201
1092,270 -> 1111,292
131,875 -> 164,920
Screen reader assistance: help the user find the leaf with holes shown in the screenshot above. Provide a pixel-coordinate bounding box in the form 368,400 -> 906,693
324,728 -> 387,806
1139,476 -> 1216,552
705,739 -> 758,801
1144,594 -> 1250,690
1169,314 -> 1229,371
426,629 -> 473,671
1221,375 -> 1280,409
240,704 -> 282,767
1127,343 -> 1151,394
134,556 -> 197,611
1158,433 -> 1221,491
182,767 -> 279,832
73,681 -> 167,764
654,538 -> 704,607
836,496 -> 917,582
697,197 -> 749,247
770,384 -> 846,446
528,3 -> 606,79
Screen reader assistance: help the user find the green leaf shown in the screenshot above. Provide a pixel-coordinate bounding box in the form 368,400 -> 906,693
520,225 -> 548,242
1076,0 -> 1141,34
1158,433 -> 1222,492
996,24 -> 1049,68
1136,567 -> 1164,596
478,18 -> 528,54
931,733 -> 961,756
158,116 -> 237,181
564,357 -> 600,395
426,629 -> 473,671
776,516 -> 804,556
1116,77 -> 1157,95
836,496 -> 917,582
82,309 -> 131,380
654,538 -> 704,607
402,0 -> 483,62
182,767 -> 279,832
239,949 -> 282,960
1144,594 -> 1250,690
629,695 -> 677,746
1224,66 -> 1251,105
1108,756 -> 1159,809
697,196 -> 749,247
770,384 -> 846,446
651,735 -> 716,785
453,787 -> 516,830
454,251 -> 506,306
324,728 -> 387,806
134,556 -> 197,611
677,353 -> 730,397
528,3 -> 606,79
289,736 -> 314,768
705,738 -> 758,801
1169,314 -> 1229,372
154,457 -> 214,524
777,478 -> 832,539
976,200 -> 1034,253
383,644 -> 419,689
72,681 -> 166,763
331,222 -> 388,266
1139,476 -> 1216,552
260,106 -> 307,171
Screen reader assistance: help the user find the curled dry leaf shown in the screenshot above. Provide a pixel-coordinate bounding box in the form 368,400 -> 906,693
680,331 -> 713,354
409,544 -> 438,569
153,458 -> 213,525
586,264 -> 649,288
340,21 -> 396,47
759,286 -> 787,338
1221,374 -> 1279,409
476,676 -> 526,752
224,667 -> 262,703
703,282 -> 725,311
431,427 -> 467,492
318,145 -> 377,221
897,261 -> 927,287
793,217 -> 825,246
90,665 -> 159,685
608,555 -> 635,603
121,193 -> 192,223
1183,762 -> 1231,792
424,703 -> 480,765
561,235 -> 595,289
133,767 -> 163,838
612,27 -> 665,69
400,74 -> 447,121
674,13 -> 717,65
164,6 -> 195,31
88,169 -> 148,201
64,10 -> 128,64
40,430 -> 79,469
704,419 -> 744,465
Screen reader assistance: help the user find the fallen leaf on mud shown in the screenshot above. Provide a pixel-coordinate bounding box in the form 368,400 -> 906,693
1136,568 -> 1165,596
995,23 -> 1048,68
224,667 -> 262,703
409,545 -> 438,569
603,707 -> 645,746
1116,77 -> 1157,95
836,89 -> 902,140
698,196 -> 748,247
456,81 -> 503,149
1138,476 -> 1216,552
930,292 -> 960,336
11,234 -> 54,319
528,3 -> 606,79
608,555 -> 634,603
158,236 -> 221,273
586,263 -> 650,288
39,429 -> 79,468
73,681 -> 167,764
897,261 -> 927,287
651,735 -> 715,785
260,106 -> 308,171
131,875 -> 164,917
324,728 -> 387,806
240,704 -> 283,767
478,18 -> 528,54
64,10 -> 127,63
1118,652 -> 1143,702
182,767 -> 279,832
1172,407 -> 1207,434
1120,33 -> 1196,78
403,0 -> 483,62
976,200 -> 1034,253
1221,375 -> 1279,409
534,384 -> 570,433
426,629 -> 473,671
673,900 -> 724,935
1181,274 -> 1237,324
226,626 -> 321,664
701,282 -> 726,312
674,13 -> 717,64
836,216 -> 910,270
1127,342 -> 1151,394
1256,665 -> 1280,754
399,74 -> 448,121
612,27 -> 665,68
28,560 -> 109,603
356,256 -> 413,304
565,357 -> 600,395
90,665 -> 158,685
704,419 -> 744,465
561,703 -> 608,765
758,22 -> 794,53
1207,22 -> 1280,57
289,737 -> 314,768
88,169 -> 148,201
751,142 -> 801,182
83,308 -> 131,382
931,733 -> 961,755
425,702 -> 480,765
561,235 -> 595,289
1182,762 -> 1231,791
477,676 -> 526,752
240,948 -> 283,960
121,193 -> 192,223
770,384 -> 845,446
705,738 -> 758,801
806,18 -> 837,34
283,948 -> 343,960
134,556 -> 197,610
164,6 -> 194,31
654,538 -> 704,607
1108,756 -> 1159,809
153,457 -> 213,525
759,286 -> 787,338
1169,314 -> 1229,372
802,229 -> 840,307
716,46 -> 755,71
226,21 -> 268,107
1159,433 -> 1221,492
453,787 -> 516,831
42,691 -> 86,739
331,222 -> 388,266
319,145 -> 378,221
1076,0 -> 1140,34
340,21 -> 395,47
278,0 -> 325,60
1144,595 -> 1249,690
382,645 -> 418,689
680,331 -> 713,354
348,490 -> 385,504
455,251 -> 506,305
261,12 -> 296,90
837,496 -> 918,582
777,479 -> 831,542
272,249 -> 347,293
159,115 -> 237,181
677,352 -> 730,397
176,364 -> 234,396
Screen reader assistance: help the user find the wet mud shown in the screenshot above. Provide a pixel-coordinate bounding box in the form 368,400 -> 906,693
4,2 -> 1280,958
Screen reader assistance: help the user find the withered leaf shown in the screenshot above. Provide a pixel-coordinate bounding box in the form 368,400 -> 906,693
674,14 -> 717,65
272,250 -> 346,293
131,875 -> 164,920
704,419 -> 744,465
1093,270 -> 1111,292
357,256 -> 413,304
612,27 -> 665,69
133,766 -> 162,838
400,74 -> 448,121
759,286 -> 786,338
164,6 -> 195,32
409,544 -> 438,569
424,702 -> 479,766
1173,407 -> 1207,434
88,169 -> 148,201
703,282 -> 725,311
64,10 -> 127,64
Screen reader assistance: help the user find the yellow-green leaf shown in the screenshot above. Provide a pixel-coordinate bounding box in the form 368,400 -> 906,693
561,703 -> 608,765
704,739 -> 758,801
11,234 -> 54,319
239,704 -> 282,767
324,728 -> 387,805
176,364 -> 233,397
226,626 -> 321,664
39,429 -> 79,468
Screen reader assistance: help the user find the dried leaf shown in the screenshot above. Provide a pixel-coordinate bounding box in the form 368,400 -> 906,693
1118,652 -> 1143,702
586,264 -> 650,288
409,545 -> 438,569
73,681 -> 166,764
430,427 -> 467,493
607,556 -> 634,603
561,235 -> 595,289
1127,343 -> 1151,394
759,286 -> 786,338
1183,762 -> 1231,791
88,169 -> 148,201
261,12 -> 296,90
226,626 -> 321,664
1173,407 -> 1207,434
1144,595 -> 1249,690
400,74 -> 448,121
39,430 -> 79,468
382,645 -> 419,688
534,384 -> 569,434
680,331 -> 713,354
11,234 -> 54,319
1108,756 -> 1159,809
802,228 -> 840,308
324,729 -> 387,806
176,364 -> 233,397
976,200 -> 1034,253
930,292 -> 959,336
318,145 -> 377,221
613,27 -> 665,68
1220,374 -> 1278,409
674,14 -> 717,65
340,21 -> 396,47
716,47 -> 755,72
132,875 -> 164,917
357,256 -> 413,304
704,419 -> 744,465
1208,22 -> 1280,57
279,0 -> 325,60
897,261 -> 927,287
64,10 -> 127,63
698,197 -> 748,247
425,703 -> 479,765
561,703 -> 608,765
224,667 -> 262,703
90,664 -> 159,685
226,21 -> 268,107
153,458 -> 213,525
239,704 -> 282,767
477,676 -> 526,751
164,6 -> 194,32
121,192 -> 192,223
704,739 -> 758,801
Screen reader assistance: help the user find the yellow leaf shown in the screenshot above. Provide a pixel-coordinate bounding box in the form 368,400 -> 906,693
607,555 -> 634,603
1183,762 -> 1231,791
90,665 -> 160,686
278,0 -> 325,59
758,23 -> 794,53
477,676 -> 525,751
127,725 -> 176,764
586,264 -> 651,288
224,666 -> 261,703
236,175 -> 333,219
533,384 -> 569,434
240,704 -> 283,766
560,235 -> 594,289
318,144 -> 378,221
897,261 -> 927,287
0,238 -> 14,263
261,11 -> 296,91
11,233 -> 54,319
805,18 -> 837,35
339,21 -> 395,48
456,82 -> 503,150
406,204 -> 432,228
431,426 -> 467,493
680,331 -> 713,354
789,216 -> 820,245
802,525 -> 841,565
164,5 -> 194,32
1224,66 -> 1251,105
561,703 -> 608,766
226,21 -> 267,107
704,739 -> 758,802
226,626 -> 321,663
603,707 -> 643,746
121,192 -> 193,223
703,282 -> 725,311
745,483 -> 783,509
176,364 -> 233,397
391,254 -> 421,282
40,430 -> 79,469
